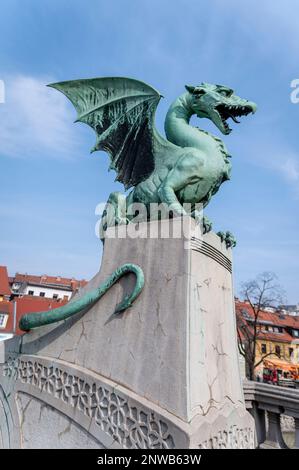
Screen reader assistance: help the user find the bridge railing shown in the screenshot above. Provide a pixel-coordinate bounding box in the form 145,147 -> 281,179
243,380 -> 299,449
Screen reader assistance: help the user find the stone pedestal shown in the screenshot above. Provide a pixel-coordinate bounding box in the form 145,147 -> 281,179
0,218 -> 255,448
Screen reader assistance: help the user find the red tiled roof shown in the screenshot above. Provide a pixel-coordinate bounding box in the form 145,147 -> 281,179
11,273 -> 87,291
274,313 -> 299,329
15,296 -> 68,315
0,266 -> 11,296
236,300 -> 299,344
0,296 -> 68,336
0,300 -> 11,314
254,331 -> 294,343
0,300 -> 13,333
236,301 -> 299,327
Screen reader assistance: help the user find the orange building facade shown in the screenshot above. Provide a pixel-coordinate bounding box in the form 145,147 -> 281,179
236,300 -> 299,381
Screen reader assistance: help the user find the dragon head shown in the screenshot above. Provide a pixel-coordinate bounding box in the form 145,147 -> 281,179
185,83 -> 257,135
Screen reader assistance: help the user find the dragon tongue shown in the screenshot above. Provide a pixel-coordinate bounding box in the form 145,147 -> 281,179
229,114 -> 240,123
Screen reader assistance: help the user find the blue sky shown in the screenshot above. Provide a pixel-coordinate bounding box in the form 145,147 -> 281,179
0,0 -> 298,302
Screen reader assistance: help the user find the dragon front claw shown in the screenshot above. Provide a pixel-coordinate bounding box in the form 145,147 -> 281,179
202,216 -> 213,234
190,211 -> 212,234
217,231 -> 237,249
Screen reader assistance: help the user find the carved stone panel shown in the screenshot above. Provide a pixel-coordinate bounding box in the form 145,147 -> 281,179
2,356 -> 176,449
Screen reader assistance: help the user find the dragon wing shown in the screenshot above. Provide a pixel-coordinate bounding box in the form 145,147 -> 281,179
48,77 -> 162,189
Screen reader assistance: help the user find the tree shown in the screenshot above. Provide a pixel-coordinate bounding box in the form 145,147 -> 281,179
237,272 -> 286,381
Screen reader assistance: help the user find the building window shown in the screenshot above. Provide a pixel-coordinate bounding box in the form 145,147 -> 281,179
293,330 -> 299,337
241,309 -> 251,320
289,348 -> 294,358
53,294 -> 58,300
0,313 -> 8,329
39,292 -> 45,297
28,290 -> 34,296
275,345 -> 281,357
261,344 -> 267,354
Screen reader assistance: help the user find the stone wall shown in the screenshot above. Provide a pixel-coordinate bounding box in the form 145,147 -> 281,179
0,218 -> 255,448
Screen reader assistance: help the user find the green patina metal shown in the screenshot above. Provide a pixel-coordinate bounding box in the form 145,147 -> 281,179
18,79 -> 256,331
19,263 -> 144,332
49,78 -> 257,245
217,231 -> 237,249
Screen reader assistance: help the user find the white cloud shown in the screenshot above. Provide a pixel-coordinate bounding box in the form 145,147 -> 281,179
266,150 -> 299,195
0,75 -> 83,159
232,124 -> 299,197
213,0 -> 299,61
281,158 -> 299,183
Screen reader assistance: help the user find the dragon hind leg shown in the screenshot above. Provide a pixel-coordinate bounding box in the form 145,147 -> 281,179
99,192 -> 127,242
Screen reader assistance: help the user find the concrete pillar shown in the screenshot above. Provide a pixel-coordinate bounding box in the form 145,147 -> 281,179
294,417 -> 299,449
250,403 -> 266,446
0,218 -> 255,448
260,410 -> 287,449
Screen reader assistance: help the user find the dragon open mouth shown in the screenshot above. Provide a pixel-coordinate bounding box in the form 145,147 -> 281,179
215,103 -> 254,134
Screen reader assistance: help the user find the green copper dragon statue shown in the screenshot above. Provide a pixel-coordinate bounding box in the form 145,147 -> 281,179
49,77 -> 257,245
19,77 -> 256,332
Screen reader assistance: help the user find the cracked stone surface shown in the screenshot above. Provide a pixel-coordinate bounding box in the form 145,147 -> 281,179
0,218 -> 254,448
16,392 -> 102,449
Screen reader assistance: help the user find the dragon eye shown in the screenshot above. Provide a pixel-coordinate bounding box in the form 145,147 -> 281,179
193,89 -> 205,97
219,89 -> 232,97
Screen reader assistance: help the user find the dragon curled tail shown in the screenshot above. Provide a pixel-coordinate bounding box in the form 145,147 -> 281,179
19,264 -> 144,332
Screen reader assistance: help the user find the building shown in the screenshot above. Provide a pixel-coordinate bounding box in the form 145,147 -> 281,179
0,266 -> 88,340
4,296 -> 70,336
0,294 -> 69,338
0,266 -> 11,302
0,301 -> 13,342
9,272 -> 87,301
279,304 -> 299,317
0,266 -> 13,341
236,300 -> 299,379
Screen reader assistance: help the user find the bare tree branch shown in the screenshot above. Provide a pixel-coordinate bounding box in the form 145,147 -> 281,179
238,272 -> 286,380
254,352 -> 279,369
